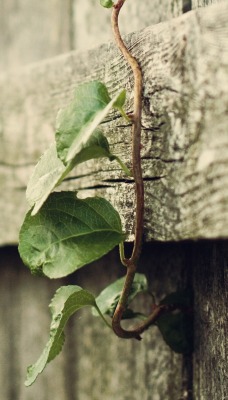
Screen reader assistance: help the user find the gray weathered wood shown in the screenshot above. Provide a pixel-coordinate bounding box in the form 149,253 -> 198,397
0,0 -> 186,73
193,241 -> 228,400
0,244 -> 192,400
0,248 -> 68,400
0,1 -> 228,244
72,0 -> 185,52
0,0 -> 72,73
192,0 -> 225,7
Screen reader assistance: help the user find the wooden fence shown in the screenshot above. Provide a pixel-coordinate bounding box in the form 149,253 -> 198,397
0,1 -> 227,399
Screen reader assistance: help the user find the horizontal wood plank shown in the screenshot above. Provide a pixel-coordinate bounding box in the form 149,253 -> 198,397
72,0 -> 186,52
0,1 -> 228,245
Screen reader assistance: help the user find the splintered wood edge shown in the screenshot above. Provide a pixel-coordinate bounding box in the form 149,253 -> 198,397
0,1 -> 228,245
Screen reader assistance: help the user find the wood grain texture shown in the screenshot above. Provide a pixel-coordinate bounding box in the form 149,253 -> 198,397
192,0 -> 225,7
193,241 -> 228,400
0,1 -> 227,245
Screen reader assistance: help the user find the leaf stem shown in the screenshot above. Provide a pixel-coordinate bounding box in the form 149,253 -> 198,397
119,242 -> 128,266
114,156 -> 132,177
111,0 -> 146,339
95,305 -> 113,330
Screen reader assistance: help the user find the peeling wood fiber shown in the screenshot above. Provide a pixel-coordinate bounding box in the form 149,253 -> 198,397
0,2 -> 228,244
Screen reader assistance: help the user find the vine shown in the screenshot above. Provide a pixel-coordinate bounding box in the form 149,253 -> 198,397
18,0 -> 193,387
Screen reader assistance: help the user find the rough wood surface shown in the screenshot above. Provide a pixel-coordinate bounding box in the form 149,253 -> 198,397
193,241 -> 228,400
192,0 -> 225,7
0,244 -> 192,400
0,2 -> 228,245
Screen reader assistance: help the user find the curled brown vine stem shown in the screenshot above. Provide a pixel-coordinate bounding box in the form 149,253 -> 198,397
111,0 -> 162,340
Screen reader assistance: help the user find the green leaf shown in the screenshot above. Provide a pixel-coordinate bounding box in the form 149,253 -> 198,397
19,192 -> 126,278
159,290 -> 192,309
26,130 -> 119,216
156,290 -> 193,354
55,81 -> 126,163
26,131 -> 130,216
76,129 -> 131,176
72,129 -> 114,164
25,285 -> 99,386
26,144 -> 71,216
156,312 -> 193,354
93,273 -> 148,318
113,89 -> 130,121
100,0 -> 114,8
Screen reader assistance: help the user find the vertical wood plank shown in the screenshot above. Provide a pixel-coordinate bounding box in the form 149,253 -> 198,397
193,242 -> 228,400
69,243 -> 192,400
0,244 -> 192,400
0,247 -> 69,400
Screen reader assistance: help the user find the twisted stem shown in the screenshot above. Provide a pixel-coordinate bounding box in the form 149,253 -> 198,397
111,0 -> 150,340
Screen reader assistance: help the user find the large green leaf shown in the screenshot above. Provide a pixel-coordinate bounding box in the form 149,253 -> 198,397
26,130 -> 119,216
93,273 -> 148,318
25,285 -> 100,386
55,81 -> 126,163
19,192 -> 126,278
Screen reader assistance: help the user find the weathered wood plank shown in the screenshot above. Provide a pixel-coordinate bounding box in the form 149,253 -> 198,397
0,0 -> 189,74
0,243 -> 192,400
192,0 -> 225,7
193,241 -> 228,400
72,0 -> 186,52
0,0 -> 73,73
0,1 -> 228,245
0,247 -> 68,400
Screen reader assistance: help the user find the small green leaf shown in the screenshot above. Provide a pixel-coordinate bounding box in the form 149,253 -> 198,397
113,89 -> 131,122
93,273 -> 148,317
56,81 -> 126,163
113,89 -> 126,109
156,290 -> 193,354
156,312 -> 193,354
25,285 -> 99,386
19,192 -> 126,278
100,0 -> 114,8
159,290 -> 192,309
